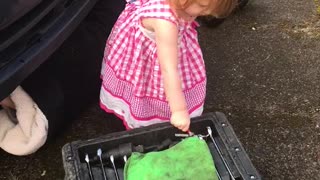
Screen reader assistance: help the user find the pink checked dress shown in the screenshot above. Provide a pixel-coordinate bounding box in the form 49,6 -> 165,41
100,0 -> 207,129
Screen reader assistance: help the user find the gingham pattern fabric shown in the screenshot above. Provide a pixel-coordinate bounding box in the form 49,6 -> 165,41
100,0 -> 206,121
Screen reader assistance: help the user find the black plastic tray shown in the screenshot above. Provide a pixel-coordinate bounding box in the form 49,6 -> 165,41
62,112 -> 261,180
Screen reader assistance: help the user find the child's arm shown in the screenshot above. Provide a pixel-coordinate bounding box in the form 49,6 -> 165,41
145,18 -> 190,131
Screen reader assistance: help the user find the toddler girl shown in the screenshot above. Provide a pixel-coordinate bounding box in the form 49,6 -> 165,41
100,0 -> 236,131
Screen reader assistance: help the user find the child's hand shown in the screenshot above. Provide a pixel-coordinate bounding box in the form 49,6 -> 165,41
170,110 -> 190,132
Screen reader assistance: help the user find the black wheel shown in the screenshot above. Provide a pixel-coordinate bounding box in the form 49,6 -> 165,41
196,16 -> 226,28
196,0 -> 249,28
238,0 -> 249,9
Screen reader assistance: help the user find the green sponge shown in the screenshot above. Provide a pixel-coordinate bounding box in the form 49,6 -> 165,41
124,137 -> 218,180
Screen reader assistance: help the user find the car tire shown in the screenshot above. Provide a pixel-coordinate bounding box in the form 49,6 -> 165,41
196,0 -> 249,28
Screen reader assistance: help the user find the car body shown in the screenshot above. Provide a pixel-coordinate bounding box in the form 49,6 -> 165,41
0,0 -> 99,100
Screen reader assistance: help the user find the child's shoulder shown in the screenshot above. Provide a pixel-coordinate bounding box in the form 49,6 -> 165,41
141,0 -> 172,11
139,0 -> 177,21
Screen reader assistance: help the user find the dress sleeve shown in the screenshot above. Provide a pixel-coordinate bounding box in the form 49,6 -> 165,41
137,0 -> 179,27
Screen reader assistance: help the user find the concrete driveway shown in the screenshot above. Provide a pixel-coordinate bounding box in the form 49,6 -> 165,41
200,0 -> 320,179
0,0 -> 319,179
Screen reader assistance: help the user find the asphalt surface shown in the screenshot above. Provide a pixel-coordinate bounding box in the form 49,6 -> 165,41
0,0 -> 319,179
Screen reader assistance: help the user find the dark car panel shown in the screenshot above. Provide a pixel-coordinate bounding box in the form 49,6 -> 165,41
0,0 -> 98,100
0,0 -> 42,30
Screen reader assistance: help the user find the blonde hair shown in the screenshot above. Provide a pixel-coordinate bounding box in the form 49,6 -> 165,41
168,0 -> 237,18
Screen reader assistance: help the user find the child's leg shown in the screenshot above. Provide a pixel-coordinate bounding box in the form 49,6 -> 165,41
99,101 -> 131,130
